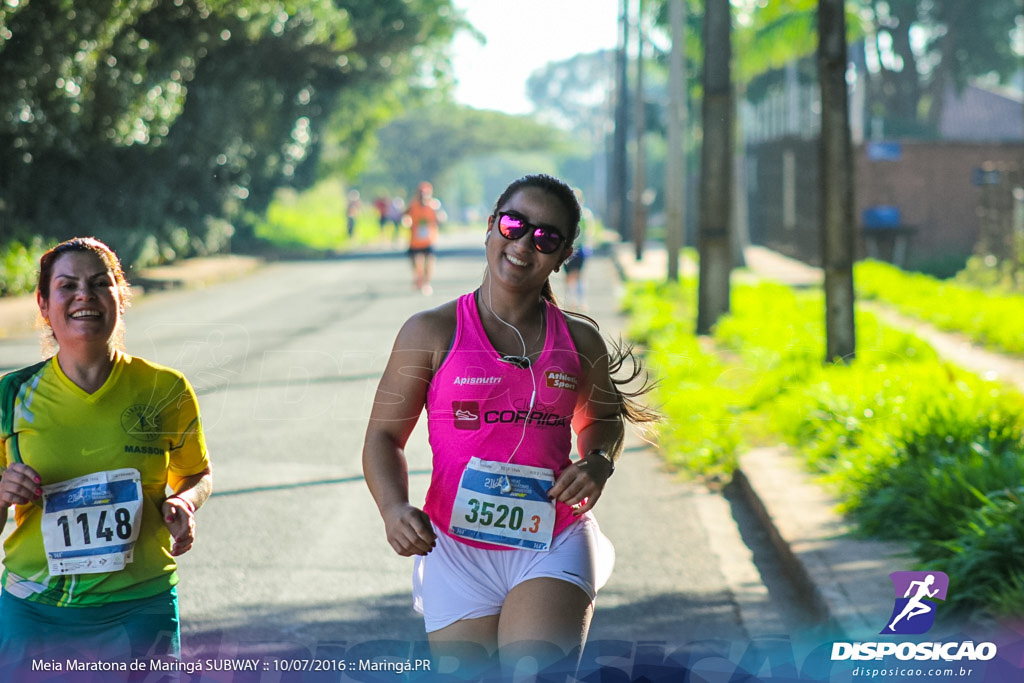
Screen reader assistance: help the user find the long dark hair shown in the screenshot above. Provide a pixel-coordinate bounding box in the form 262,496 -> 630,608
492,174 -> 659,427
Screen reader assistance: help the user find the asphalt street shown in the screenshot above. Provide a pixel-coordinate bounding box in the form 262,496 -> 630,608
0,233 -> 818,670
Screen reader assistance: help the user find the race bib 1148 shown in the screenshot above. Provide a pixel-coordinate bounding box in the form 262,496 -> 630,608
40,468 -> 144,576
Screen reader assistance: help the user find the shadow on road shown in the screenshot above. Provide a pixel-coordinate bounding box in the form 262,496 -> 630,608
591,589 -> 748,644
210,469 -> 431,498
183,592 -> 427,658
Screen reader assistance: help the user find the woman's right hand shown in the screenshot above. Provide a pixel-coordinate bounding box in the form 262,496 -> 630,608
381,503 -> 436,557
0,463 -> 42,506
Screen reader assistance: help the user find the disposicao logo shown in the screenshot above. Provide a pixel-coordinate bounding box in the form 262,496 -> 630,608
882,571 -> 948,635
831,570 -> 998,663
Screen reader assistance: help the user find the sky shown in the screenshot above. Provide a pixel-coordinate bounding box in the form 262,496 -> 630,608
450,0 -> 621,115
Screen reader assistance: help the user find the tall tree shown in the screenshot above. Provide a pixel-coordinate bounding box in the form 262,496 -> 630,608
525,51 -> 615,135
855,0 -> 1019,136
696,0 -> 733,335
610,0 -> 631,239
818,0 -> 856,361
361,104 -> 562,193
0,0 -> 461,264
631,0 -> 648,260
664,0 -> 688,282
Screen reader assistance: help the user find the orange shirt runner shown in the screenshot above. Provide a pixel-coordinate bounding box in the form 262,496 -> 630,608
406,200 -> 439,251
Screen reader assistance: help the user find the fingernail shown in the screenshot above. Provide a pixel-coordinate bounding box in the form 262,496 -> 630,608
33,477 -> 40,484
34,488 -> 41,496
166,515 -> 174,522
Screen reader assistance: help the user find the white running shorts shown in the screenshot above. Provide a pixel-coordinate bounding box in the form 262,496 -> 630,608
412,514 -> 615,633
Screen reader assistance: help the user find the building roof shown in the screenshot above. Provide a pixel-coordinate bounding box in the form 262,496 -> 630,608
939,83 -> 1024,141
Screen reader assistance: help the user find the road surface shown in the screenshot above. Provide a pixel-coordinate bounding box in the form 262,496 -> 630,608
0,232 -> 817,677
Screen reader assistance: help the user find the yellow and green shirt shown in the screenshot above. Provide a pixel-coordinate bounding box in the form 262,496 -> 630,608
0,351 -> 209,607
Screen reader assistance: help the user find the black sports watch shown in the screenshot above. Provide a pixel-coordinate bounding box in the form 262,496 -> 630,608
584,449 -> 615,476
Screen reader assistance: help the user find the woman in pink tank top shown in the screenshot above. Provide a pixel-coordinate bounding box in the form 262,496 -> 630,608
363,174 -> 657,676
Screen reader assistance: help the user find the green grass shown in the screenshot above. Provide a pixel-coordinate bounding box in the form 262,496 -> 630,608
0,236 -> 48,296
922,487 -> 1024,623
856,259 -> 1024,355
624,280 -> 742,480
255,179 -> 394,252
625,278 -> 1024,622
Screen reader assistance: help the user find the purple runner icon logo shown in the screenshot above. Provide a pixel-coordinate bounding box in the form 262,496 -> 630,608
881,571 -> 949,635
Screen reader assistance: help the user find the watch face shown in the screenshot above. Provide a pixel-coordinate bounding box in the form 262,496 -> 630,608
586,450 -> 614,472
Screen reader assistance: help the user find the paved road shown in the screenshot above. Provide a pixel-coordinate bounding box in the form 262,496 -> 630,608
0,234 -> 817,669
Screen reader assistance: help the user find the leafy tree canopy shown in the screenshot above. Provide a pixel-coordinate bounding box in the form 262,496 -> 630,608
0,0 -> 462,265
723,0 -> 1022,136
358,104 -> 565,195
857,0 -> 1022,134
645,0 -> 1021,137
526,50 -> 616,134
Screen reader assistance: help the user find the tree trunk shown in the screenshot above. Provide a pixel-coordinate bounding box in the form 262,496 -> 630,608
609,0 -> 631,241
665,0 -> 687,283
818,0 -> 857,362
696,0 -> 733,335
631,0 -> 647,260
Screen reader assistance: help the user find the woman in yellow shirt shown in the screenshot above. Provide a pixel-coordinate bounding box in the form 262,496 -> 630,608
0,237 -> 212,668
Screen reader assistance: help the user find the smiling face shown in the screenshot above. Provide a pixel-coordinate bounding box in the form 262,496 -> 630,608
486,186 -> 574,288
38,250 -> 123,352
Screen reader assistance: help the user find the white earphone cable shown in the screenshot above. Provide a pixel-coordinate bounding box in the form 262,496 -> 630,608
485,272 -> 538,467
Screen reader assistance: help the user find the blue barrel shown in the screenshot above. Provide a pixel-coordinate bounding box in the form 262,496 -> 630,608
862,205 -> 901,229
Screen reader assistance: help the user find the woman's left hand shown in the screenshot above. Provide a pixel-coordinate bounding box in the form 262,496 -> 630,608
162,497 -> 196,556
548,458 -> 613,515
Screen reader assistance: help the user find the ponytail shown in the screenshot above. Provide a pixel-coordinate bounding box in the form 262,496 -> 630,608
561,308 -> 661,428
606,337 -> 661,427
540,278 -> 556,305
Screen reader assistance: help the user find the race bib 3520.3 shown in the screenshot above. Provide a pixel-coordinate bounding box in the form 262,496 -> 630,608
450,457 -> 555,551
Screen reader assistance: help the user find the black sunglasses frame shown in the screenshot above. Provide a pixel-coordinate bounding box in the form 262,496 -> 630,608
496,211 -> 567,254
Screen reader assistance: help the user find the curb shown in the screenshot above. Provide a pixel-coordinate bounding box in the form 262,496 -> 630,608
733,447 -> 906,640
609,242 -> 907,641
130,255 -> 263,293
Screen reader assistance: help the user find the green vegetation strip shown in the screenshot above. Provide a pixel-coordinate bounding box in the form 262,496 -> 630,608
625,278 -> 1024,623
857,259 -> 1024,356
0,237 -> 48,297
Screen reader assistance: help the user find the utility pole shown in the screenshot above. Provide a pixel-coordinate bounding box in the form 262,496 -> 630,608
665,0 -> 687,282
631,0 -> 647,260
609,0 -> 631,241
818,0 -> 856,361
696,0 -> 733,335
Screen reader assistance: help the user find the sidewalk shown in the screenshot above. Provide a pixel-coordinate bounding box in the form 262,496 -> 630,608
0,254 -> 263,339
610,240 -> 1024,641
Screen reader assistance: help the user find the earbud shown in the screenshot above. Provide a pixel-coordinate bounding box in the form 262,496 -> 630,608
498,354 -> 531,369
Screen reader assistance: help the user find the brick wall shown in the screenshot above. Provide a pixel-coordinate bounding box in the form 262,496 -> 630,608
746,138 -> 1024,271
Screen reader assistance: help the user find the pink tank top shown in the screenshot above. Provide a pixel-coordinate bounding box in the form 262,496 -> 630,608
424,292 -> 583,549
